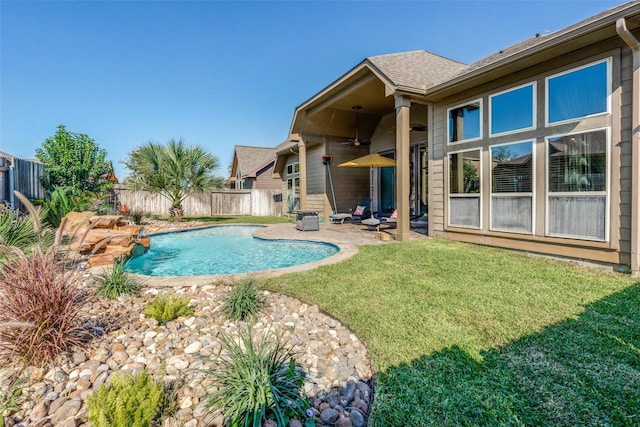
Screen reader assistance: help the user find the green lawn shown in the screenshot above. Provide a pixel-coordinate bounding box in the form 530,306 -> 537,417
262,238 -> 640,426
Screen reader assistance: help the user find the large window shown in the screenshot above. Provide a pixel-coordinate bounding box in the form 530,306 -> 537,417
490,83 -> 535,136
546,59 -> 610,125
490,141 -> 533,233
448,149 -> 481,228
547,129 -> 608,241
448,100 -> 482,143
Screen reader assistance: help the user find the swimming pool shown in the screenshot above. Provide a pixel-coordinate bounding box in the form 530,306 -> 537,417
125,225 -> 339,276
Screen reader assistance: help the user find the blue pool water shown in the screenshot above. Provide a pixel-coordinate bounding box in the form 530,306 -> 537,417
125,226 -> 339,276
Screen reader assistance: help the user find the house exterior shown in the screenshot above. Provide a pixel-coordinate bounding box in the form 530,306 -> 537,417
229,145 -> 283,190
274,1 -> 640,272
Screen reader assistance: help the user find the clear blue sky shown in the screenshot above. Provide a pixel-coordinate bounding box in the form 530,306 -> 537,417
0,0 -> 626,180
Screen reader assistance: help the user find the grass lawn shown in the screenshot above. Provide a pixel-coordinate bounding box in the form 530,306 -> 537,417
263,238 -> 640,426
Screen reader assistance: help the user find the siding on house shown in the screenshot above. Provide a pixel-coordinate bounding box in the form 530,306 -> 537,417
253,164 -> 282,191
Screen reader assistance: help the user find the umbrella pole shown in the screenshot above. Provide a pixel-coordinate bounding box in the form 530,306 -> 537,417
326,162 -> 338,214
370,167 -> 374,215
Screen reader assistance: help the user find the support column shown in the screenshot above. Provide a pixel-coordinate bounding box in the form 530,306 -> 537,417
395,95 -> 411,242
298,137 -> 307,210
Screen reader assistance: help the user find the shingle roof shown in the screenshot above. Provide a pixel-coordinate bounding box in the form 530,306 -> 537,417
367,50 -> 467,92
449,1 -> 639,79
233,145 -> 277,178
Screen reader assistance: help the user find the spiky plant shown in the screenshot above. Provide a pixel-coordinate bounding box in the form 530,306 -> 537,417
0,193 -> 52,254
221,276 -> 267,322
203,326 -> 308,427
94,260 -> 141,299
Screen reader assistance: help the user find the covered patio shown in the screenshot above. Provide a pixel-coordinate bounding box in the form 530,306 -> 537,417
273,51 -> 466,241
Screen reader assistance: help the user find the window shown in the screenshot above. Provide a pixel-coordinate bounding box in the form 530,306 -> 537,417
448,149 -> 481,228
490,141 -> 533,233
286,162 -> 299,175
448,100 -> 482,143
546,129 -> 608,241
490,83 -> 535,136
546,59 -> 610,125
286,162 -> 300,211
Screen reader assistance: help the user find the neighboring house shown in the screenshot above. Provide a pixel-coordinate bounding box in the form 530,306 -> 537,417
229,145 -> 282,190
273,1 -> 640,273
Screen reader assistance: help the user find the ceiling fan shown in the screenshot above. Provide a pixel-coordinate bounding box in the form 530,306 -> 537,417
341,106 -> 371,147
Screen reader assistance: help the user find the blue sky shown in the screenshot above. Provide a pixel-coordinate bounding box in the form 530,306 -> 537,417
0,0 -> 625,180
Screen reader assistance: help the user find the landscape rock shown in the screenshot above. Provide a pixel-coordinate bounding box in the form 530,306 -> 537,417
3,220 -> 373,426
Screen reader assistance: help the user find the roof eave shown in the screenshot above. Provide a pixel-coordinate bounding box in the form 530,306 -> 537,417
425,3 -> 640,102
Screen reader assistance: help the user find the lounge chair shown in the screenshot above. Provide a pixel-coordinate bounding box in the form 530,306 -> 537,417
362,209 -> 396,231
330,199 -> 371,223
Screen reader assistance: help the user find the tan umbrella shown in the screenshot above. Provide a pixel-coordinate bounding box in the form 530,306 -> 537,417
337,153 -> 396,211
337,153 -> 396,168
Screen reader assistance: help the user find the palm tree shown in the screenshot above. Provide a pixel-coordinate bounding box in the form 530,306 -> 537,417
123,139 -> 220,221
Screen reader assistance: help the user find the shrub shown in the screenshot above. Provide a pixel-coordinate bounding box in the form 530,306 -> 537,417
0,245 -> 88,367
221,276 -> 266,322
0,370 -> 23,427
203,326 -> 309,427
86,370 -> 164,427
143,294 -> 194,323
128,207 -> 144,225
94,260 -> 141,299
0,206 -> 41,253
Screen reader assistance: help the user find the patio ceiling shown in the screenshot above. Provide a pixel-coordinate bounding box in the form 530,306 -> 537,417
291,68 -> 395,142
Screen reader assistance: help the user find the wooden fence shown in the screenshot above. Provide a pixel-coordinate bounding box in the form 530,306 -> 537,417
113,186 -> 284,217
0,155 -> 47,212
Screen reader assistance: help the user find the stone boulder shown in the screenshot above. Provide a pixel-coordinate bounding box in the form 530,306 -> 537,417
61,212 -> 148,267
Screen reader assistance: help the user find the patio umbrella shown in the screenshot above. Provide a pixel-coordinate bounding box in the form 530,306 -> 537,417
337,153 -> 396,168
337,153 -> 396,211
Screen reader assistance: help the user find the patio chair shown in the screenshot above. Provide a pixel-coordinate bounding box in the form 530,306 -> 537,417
330,199 -> 371,223
362,209 -> 397,231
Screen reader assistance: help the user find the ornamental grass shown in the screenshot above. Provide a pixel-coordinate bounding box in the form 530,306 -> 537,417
0,245 -> 87,367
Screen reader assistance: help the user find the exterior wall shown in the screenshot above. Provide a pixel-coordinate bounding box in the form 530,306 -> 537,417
254,164 -> 281,191
430,41 -> 630,267
306,145 -> 325,195
324,142 -> 369,213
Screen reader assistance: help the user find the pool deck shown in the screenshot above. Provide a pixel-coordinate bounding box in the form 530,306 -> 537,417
121,220 -> 428,288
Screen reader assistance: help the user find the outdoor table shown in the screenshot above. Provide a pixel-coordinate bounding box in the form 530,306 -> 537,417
294,210 -> 320,231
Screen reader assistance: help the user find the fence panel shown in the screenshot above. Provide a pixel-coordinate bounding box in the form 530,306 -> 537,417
0,155 -> 47,212
113,187 -> 282,217
211,191 -> 252,215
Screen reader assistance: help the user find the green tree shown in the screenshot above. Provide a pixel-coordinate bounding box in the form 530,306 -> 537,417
123,138 -> 220,221
35,125 -> 111,194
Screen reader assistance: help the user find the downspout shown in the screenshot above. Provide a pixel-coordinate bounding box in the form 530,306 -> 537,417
8,165 -> 15,210
616,18 -> 640,273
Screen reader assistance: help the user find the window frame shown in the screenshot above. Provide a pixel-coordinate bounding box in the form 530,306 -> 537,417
447,147 -> 483,230
545,58 -> 611,127
447,98 -> 483,145
489,139 -> 535,235
544,127 -> 610,242
489,82 -> 537,137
